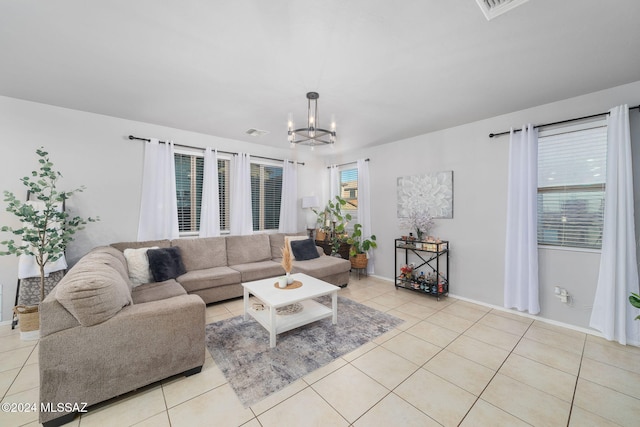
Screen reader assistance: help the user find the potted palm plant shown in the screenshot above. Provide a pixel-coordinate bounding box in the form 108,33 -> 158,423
1,147 -> 97,339
347,223 -> 377,269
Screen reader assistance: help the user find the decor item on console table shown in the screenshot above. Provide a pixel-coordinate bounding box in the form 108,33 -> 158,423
399,210 -> 435,242
394,238 -> 449,300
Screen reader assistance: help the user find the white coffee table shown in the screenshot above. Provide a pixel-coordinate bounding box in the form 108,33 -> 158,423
242,273 -> 339,347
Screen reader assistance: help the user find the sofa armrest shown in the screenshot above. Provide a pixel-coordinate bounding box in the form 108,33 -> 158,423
40,294 -> 205,424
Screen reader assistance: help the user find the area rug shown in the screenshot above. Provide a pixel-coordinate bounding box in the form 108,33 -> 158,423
205,296 -> 404,407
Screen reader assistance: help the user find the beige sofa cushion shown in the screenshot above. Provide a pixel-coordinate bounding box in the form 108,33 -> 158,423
269,232 -> 306,259
84,246 -> 135,290
292,255 -> 351,277
231,260 -> 285,282
131,279 -> 187,304
172,237 -> 227,270
110,239 -> 171,252
177,266 -> 241,293
226,234 -> 271,265
56,263 -> 133,327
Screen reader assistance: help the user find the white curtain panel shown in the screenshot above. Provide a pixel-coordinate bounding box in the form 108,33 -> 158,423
278,160 -> 298,233
137,139 -> 179,241
357,159 -> 375,274
504,124 -> 540,314
590,104 -> 640,345
199,148 -> 220,237
230,152 -> 253,235
329,165 -> 340,200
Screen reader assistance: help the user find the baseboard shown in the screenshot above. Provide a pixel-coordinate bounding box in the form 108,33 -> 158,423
371,274 -> 606,340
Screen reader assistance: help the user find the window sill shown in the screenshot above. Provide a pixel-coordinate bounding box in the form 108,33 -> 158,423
538,245 -> 601,254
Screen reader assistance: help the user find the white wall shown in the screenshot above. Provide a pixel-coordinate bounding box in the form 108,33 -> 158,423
328,80 -> 640,330
2,80 -> 639,328
0,96 -> 320,321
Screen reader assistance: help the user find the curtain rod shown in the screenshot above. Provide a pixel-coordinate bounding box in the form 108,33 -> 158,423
128,135 -> 305,165
326,158 -> 370,169
488,104 -> 640,138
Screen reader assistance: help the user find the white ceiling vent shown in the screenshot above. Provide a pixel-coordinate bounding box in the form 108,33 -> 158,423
475,0 -> 529,21
245,128 -> 270,137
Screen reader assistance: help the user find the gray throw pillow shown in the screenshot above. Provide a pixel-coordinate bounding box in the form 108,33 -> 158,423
147,247 -> 187,282
290,238 -> 320,261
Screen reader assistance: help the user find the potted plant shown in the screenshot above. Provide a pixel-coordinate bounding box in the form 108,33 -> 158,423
312,196 -> 352,258
347,223 -> 377,269
1,147 -> 98,339
312,207 -> 330,241
630,292 -> 640,320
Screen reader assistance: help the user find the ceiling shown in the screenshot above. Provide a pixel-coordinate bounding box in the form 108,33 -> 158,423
1,0 -> 639,154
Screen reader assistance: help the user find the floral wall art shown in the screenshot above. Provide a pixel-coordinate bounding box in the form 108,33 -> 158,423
397,171 -> 453,220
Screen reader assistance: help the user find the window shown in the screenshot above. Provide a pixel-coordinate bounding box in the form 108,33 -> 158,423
174,152 -> 230,234
218,158 -> 230,232
175,153 -> 203,233
340,168 -> 358,227
251,163 -> 282,231
537,122 -> 607,249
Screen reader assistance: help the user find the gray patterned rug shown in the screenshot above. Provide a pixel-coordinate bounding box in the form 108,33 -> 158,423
205,296 -> 404,407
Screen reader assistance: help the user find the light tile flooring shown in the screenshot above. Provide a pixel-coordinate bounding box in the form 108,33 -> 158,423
2,276 -> 640,426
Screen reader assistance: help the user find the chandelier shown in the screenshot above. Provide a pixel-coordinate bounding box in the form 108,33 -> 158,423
288,92 -> 336,149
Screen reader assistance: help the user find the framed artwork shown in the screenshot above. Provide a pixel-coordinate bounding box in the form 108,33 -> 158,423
397,171 -> 453,219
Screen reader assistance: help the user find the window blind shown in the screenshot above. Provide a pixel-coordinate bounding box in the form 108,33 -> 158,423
250,163 -> 282,231
175,154 -> 204,233
218,159 -> 230,231
537,125 -> 607,249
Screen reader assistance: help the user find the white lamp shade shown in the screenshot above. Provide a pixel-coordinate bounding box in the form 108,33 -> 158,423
302,196 -> 319,209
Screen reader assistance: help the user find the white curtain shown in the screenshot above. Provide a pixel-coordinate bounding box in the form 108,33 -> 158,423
504,124 -> 540,314
137,139 -> 179,241
199,148 -> 220,237
278,160 -> 298,233
357,159 -> 375,274
230,152 -> 253,235
329,165 -> 340,200
590,104 -> 640,345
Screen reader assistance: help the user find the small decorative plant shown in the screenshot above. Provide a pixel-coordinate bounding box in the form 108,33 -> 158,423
347,223 -> 377,257
399,210 -> 434,241
1,147 -> 98,302
630,292 -> 640,320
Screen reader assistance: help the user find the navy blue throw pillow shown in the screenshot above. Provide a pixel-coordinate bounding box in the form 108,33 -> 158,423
290,238 -> 320,261
147,247 -> 187,282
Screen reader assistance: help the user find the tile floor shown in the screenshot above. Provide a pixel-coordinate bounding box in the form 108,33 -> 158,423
2,276 -> 640,426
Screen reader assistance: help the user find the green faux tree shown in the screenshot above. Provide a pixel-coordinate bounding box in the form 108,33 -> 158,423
1,147 -> 98,302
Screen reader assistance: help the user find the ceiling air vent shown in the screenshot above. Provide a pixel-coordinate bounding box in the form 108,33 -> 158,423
475,0 -> 529,21
245,128 -> 270,137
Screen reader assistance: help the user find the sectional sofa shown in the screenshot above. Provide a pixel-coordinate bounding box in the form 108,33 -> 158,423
39,232 -> 351,426
110,232 -> 351,303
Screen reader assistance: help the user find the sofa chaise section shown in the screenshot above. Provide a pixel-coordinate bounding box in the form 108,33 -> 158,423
39,246 -> 205,427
